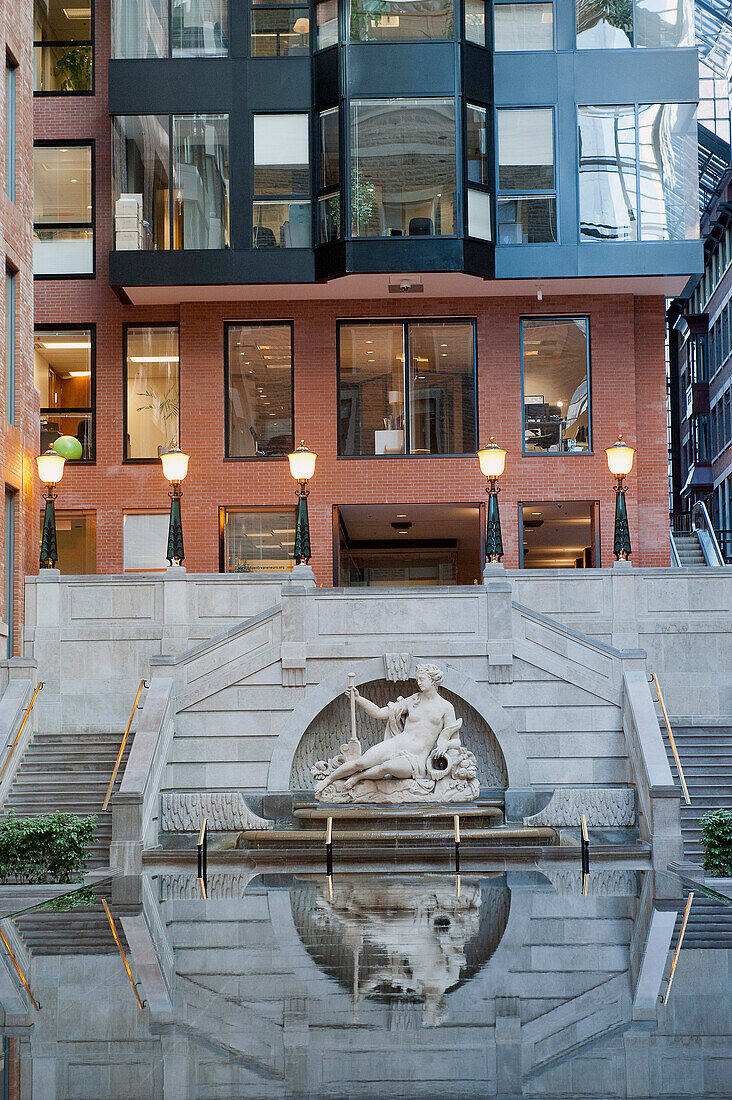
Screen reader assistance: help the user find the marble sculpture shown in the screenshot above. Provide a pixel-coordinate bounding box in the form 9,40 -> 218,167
312,664 -> 480,803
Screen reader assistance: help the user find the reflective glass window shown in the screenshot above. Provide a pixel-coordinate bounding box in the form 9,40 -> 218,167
578,105 -> 637,241
125,326 -> 180,459
496,108 -> 555,243
319,107 -> 341,243
251,8 -> 310,55
34,327 -> 94,460
494,3 -> 553,50
113,0 -> 228,56
123,513 -> 169,570
226,324 -> 293,457
33,144 -> 93,274
522,317 -> 591,455
467,104 -> 488,187
34,0 -> 92,91
577,0 -> 693,49
173,114 -> 229,248
350,98 -> 455,237
350,0 -> 453,40
253,115 -> 310,248
172,0 -> 228,55
576,0 -> 633,47
316,0 -> 338,47
223,510 -> 297,573
54,511 -> 97,574
112,115 -> 170,250
113,0 -> 169,56
635,0 -> 693,47
465,0 -> 485,43
637,102 -> 698,241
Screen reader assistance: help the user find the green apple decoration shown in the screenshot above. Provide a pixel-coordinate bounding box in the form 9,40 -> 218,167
52,435 -> 83,461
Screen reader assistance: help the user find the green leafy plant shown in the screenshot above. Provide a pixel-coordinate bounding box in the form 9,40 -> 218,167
137,385 -> 180,447
701,808 -> 732,877
54,45 -> 92,92
0,812 -> 97,884
40,884 -> 99,911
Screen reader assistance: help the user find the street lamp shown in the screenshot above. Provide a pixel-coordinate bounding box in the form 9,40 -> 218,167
37,448 -> 66,569
160,443 -> 190,566
605,434 -> 635,561
288,441 -> 317,565
477,438 -> 507,563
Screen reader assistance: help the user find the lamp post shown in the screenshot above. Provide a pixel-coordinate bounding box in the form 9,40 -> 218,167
160,443 -> 190,566
605,435 -> 635,561
37,448 -> 66,569
477,438 -> 507,563
288,441 -> 317,565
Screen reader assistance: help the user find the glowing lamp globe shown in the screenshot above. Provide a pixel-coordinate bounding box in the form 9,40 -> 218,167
288,441 -> 317,482
160,445 -> 190,483
605,435 -> 635,478
37,448 -> 66,486
477,439 -> 507,479
52,435 -> 83,461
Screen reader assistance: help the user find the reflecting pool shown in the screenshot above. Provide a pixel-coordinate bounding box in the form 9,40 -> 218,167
1,867 -> 731,1098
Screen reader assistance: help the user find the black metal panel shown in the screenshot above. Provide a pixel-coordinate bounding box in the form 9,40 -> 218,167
461,44 -> 492,106
314,241 -> 347,281
108,59 -> 234,115
109,248 -> 315,288
343,237 -> 464,273
346,43 -> 457,98
313,46 -> 340,109
493,53 -> 557,105
573,47 -> 699,106
245,60 -> 311,108
462,238 -> 495,280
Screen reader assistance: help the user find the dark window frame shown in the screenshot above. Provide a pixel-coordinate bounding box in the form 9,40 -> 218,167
122,321 -> 181,464
33,138 -> 96,280
223,320 -> 295,460
316,104 -> 341,245
495,105 -> 557,246
6,54 -> 16,200
336,316 -> 479,458
251,109 -> 312,250
218,504 -> 298,572
5,265 -> 16,426
33,0 -> 95,96
249,1 -> 311,58
34,321 -> 97,464
493,0 -> 555,53
347,0 -> 456,44
519,313 -> 593,457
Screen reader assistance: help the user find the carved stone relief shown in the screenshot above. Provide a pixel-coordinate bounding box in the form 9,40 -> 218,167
161,792 -> 273,832
523,788 -> 636,828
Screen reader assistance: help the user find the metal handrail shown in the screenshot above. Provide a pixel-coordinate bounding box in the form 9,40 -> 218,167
197,817 -> 208,898
102,679 -> 148,811
651,673 -> 691,806
101,899 -> 144,1011
0,925 -> 40,1011
662,891 -> 694,1005
670,533 -> 682,567
691,500 -> 726,566
0,682 -> 44,784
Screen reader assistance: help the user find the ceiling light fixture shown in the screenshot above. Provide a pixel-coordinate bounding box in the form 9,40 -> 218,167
41,341 -> 91,350
128,355 -> 179,363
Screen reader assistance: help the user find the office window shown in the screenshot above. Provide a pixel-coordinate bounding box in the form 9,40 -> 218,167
350,99 -> 456,237
223,509 -> 296,572
123,513 -> 168,570
494,3 -> 553,50
34,0 -> 92,92
578,104 -> 698,242
113,0 -> 227,57
467,104 -> 491,240
339,321 -> 476,456
5,59 -> 15,200
318,107 -> 340,243
34,327 -> 94,460
316,0 -> 338,47
496,107 -> 556,243
54,511 -> 96,573
253,114 -> 310,248
522,317 -> 590,455
251,1 -> 310,56
33,144 -> 93,275
5,270 -> 15,425
112,115 -> 170,250
174,114 -> 229,248
350,0 -> 453,40
4,490 -> 14,656
465,0 -> 486,43
577,0 -> 693,49
226,324 -> 293,457
125,326 -> 180,459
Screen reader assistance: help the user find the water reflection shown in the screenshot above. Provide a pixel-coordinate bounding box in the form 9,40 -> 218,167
0,868 -> 730,1099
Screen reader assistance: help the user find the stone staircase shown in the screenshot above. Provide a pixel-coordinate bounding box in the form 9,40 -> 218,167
2,730 -> 136,868
12,883 -> 128,955
674,897 -> 732,950
662,725 -> 732,864
672,531 -> 707,566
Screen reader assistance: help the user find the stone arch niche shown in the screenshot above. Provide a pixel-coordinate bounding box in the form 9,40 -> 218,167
290,678 -> 508,792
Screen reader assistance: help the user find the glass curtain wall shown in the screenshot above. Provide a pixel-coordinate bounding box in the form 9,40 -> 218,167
494,3 -> 553,50
125,326 -> 180,458
350,99 -> 456,237
576,0 -> 694,49
466,103 -> 491,240
350,0 -> 453,41
521,317 -> 590,454
339,321 -> 476,455
223,510 -> 296,572
34,327 -> 94,459
318,107 -> 340,242
173,114 -> 229,248
226,324 -> 293,456
251,0 -> 310,55
496,107 -> 556,243
465,0 -> 486,43
34,0 -> 92,92
316,0 -> 338,47
112,115 -> 170,250
113,0 -> 227,56
253,114 -> 310,247
578,103 -> 698,241
33,144 -> 93,274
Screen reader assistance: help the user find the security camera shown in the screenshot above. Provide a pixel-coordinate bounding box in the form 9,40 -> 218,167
400,280 -> 412,292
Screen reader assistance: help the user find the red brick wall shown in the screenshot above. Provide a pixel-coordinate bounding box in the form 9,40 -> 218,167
1,0 -> 36,654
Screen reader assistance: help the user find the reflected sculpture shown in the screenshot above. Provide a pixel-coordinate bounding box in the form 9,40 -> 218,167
312,664 -> 480,803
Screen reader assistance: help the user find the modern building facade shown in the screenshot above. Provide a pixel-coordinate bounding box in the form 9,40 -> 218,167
33,0 -> 702,585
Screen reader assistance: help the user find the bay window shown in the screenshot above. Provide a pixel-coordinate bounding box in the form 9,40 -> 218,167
349,0 -> 453,41
253,114 -> 310,248
496,108 -> 556,244
494,3 -> 553,51
576,0 -> 694,49
113,0 -> 228,58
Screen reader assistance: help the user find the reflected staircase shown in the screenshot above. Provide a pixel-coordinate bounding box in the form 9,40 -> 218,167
661,724 -> 732,864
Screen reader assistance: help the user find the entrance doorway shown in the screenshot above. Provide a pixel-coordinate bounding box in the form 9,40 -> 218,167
335,503 -> 483,586
520,501 -> 600,568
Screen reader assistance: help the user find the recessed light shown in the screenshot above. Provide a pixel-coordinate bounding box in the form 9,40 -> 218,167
128,355 -> 179,363
396,514 -> 407,518
68,371 -> 91,378
41,341 -> 90,350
